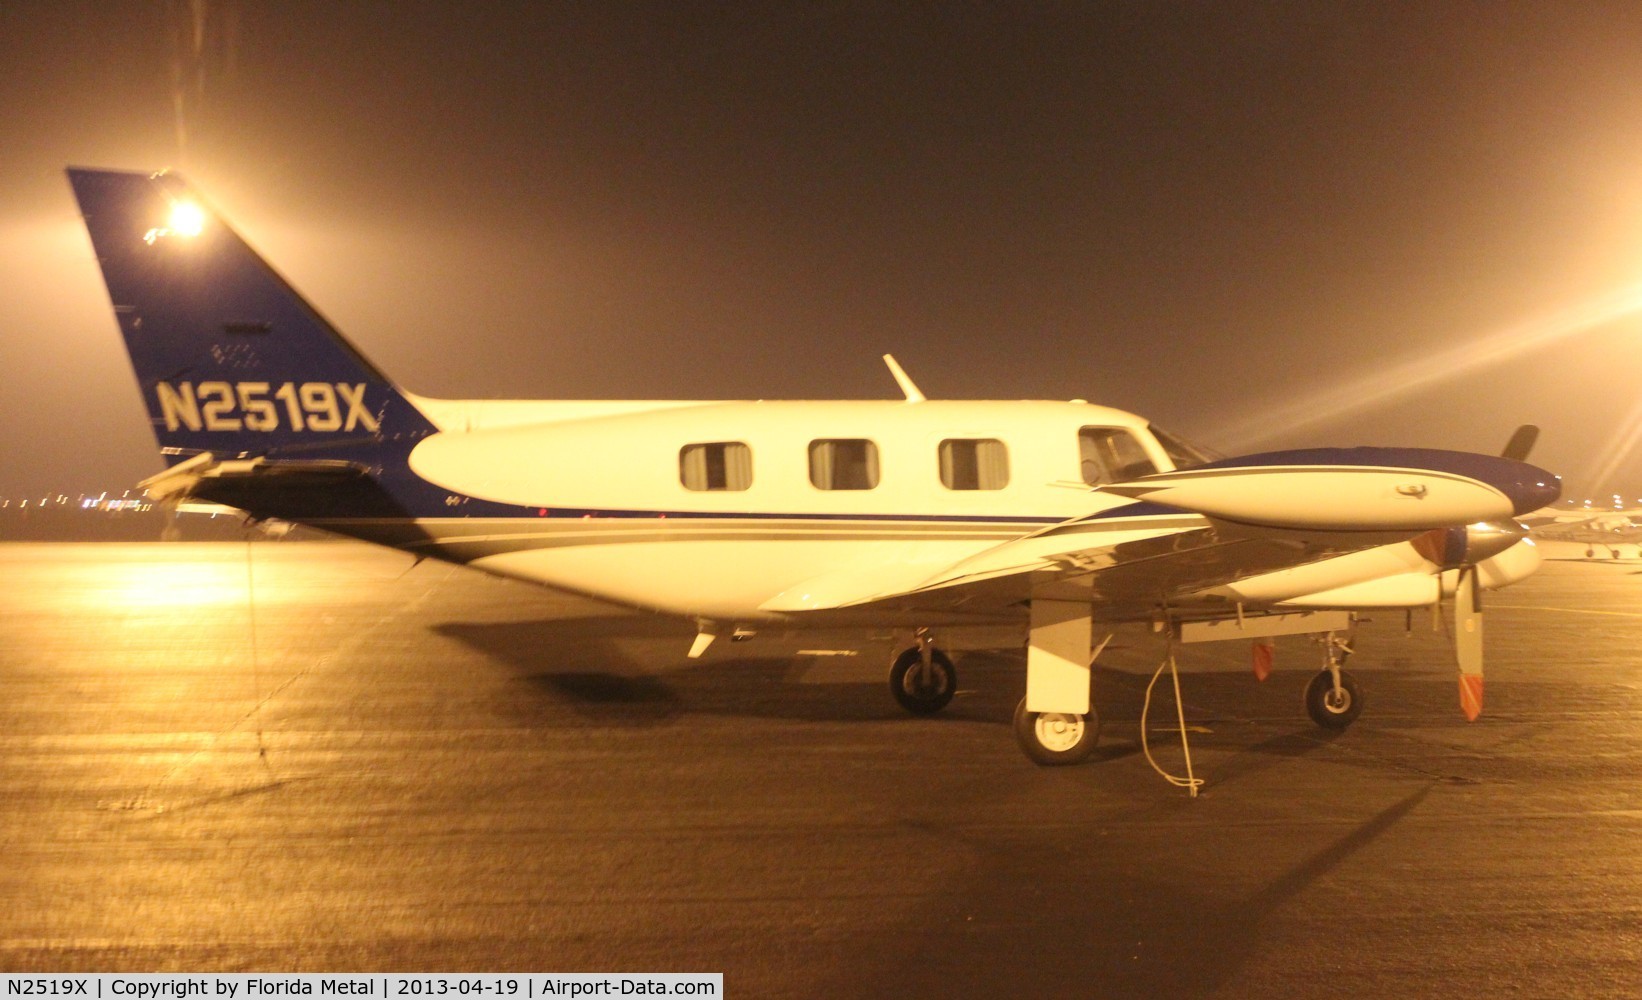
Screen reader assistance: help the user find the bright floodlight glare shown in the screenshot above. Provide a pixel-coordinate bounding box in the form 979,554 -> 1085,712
1212,280 -> 1642,454
167,201 -> 206,237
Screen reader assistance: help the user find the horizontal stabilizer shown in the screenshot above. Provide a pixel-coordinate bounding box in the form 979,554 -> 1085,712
139,455 -> 367,501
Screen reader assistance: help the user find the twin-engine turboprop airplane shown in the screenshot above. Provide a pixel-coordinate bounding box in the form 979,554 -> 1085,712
67,167 -> 1561,765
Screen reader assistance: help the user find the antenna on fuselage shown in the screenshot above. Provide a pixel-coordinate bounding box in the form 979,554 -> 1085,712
882,354 -> 927,403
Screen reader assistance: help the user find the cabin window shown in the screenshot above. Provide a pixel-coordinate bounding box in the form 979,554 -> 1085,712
1079,427 -> 1157,485
939,438 -> 1009,490
809,439 -> 879,490
679,442 -> 752,491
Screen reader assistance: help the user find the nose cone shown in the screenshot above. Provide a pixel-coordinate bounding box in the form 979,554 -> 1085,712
1388,451 -> 1561,516
1485,459 -> 1561,516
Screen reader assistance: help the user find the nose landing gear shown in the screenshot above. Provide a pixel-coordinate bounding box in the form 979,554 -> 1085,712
888,628 -> 956,715
1305,632 -> 1363,729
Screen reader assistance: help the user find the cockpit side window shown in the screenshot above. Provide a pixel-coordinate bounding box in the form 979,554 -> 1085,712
1079,427 -> 1158,485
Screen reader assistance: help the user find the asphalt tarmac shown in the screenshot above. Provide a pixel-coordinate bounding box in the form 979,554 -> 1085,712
1,542 -> 1638,997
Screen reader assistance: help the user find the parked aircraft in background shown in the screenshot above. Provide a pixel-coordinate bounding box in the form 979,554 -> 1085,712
1524,502 -> 1642,560
67,168 -> 1560,766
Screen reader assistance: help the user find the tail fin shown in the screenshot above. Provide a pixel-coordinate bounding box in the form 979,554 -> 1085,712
66,168 -> 437,462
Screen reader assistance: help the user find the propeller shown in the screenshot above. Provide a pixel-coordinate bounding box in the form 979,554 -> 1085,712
1421,425 -> 1541,720
1501,424 -> 1539,463
1454,563 -> 1484,721
1411,526 -> 1507,720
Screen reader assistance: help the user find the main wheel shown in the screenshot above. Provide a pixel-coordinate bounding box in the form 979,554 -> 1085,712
1305,669 -> 1364,729
1013,697 -> 1099,765
888,647 -> 957,715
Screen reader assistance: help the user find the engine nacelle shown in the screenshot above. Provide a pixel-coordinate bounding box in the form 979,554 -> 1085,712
1411,520 -> 1528,569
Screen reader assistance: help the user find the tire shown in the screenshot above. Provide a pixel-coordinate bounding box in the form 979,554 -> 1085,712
1013,696 -> 1098,765
889,647 -> 957,715
1305,669 -> 1364,730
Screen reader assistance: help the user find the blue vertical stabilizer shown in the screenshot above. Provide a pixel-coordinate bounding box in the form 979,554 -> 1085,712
66,168 -> 438,462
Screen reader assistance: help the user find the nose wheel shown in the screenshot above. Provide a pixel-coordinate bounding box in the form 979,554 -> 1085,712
1304,633 -> 1364,729
888,642 -> 957,715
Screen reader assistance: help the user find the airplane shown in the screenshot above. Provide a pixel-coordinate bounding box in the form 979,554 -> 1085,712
66,167 -> 1561,768
1523,502 -> 1642,560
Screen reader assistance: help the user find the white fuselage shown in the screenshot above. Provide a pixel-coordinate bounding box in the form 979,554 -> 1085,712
330,394 -> 1545,625
396,397 -> 1173,619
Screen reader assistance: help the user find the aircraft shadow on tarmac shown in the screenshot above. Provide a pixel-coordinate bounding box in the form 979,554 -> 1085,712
436,617 -> 943,726
430,612 -> 1642,791
818,783 -> 1435,999
436,616 -> 1190,732
428,617 -> 1499,769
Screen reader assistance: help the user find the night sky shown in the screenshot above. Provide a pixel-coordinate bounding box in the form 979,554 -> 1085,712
4,1 -> 1641,500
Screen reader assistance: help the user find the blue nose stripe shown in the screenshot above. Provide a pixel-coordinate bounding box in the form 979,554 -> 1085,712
1499,471 -> 1562,516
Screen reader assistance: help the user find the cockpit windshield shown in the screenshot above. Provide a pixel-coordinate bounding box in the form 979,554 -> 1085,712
1148,425 -> 1224,471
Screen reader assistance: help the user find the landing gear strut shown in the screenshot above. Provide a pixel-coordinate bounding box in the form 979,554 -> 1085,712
888,629 -> 956,715
1305,632 -> 1363,729
1012,600 -> 1102,765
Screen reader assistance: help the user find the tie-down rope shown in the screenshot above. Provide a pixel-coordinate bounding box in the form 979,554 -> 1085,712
1140,644 -> 1203,797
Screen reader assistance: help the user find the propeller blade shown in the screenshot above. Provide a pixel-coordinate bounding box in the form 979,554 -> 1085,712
1455,564 -> 1485,721
1501,424 -> 1539,462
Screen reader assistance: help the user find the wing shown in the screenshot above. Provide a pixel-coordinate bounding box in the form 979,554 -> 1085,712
761,445 -> 1559,624
760,504 -> 1417,622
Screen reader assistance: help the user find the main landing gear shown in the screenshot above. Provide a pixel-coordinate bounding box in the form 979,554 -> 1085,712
1012,696 -> 1099,765
1012,600 -> 1104,766
1305,632 -> 1364,730
885,625 -> 1102,766
888,628 -> 956,715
